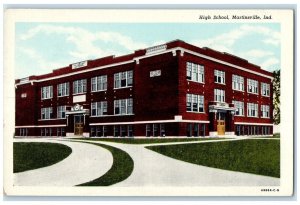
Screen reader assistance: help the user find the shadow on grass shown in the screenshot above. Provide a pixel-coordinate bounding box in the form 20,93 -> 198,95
74,141 -> 134,186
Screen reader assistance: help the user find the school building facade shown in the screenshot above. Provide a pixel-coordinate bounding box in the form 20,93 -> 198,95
15,40 -> 273,138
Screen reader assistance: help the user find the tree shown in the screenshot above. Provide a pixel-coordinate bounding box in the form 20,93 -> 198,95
272,70 -> 280,125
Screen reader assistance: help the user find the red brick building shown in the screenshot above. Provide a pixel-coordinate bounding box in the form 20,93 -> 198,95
15,40 -> 273,138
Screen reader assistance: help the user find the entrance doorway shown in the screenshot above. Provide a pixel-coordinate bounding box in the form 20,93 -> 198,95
74,115 -> 84,135
217,111 -> 226,135
217,120 -> 225,135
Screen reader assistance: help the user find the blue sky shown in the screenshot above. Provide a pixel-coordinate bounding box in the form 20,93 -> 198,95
15,23 -> 280,79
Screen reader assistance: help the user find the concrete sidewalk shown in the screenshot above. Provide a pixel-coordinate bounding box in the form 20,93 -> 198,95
14,139 -> 113,186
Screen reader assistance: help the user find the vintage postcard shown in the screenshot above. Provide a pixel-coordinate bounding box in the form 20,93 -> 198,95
3,9 -> 294,196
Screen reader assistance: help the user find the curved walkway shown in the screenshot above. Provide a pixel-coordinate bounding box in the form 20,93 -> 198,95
77,140 -> 280,187
13,138 -> 113,186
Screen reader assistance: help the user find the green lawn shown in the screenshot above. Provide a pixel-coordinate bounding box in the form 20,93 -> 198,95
147,139 -> 280,178
13,142 -> 72,173
73,137 -> 224,144
77,142 -> 134,186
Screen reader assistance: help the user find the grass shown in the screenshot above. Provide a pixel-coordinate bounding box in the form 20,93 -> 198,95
147,139 -> 280,178
72,137 -> 224,144
13,142 -> 72,173
76,142 -> 134,186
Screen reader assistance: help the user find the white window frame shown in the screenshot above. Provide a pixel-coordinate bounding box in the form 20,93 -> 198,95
57,82 -> 69,97
57,106 -> 66,119
91,75 -> 107,92
261,83 -> 270,97
247,103 -> 258,117
261,105 -> 270,118
214,70 -> 225,84
232,100 -> 244,116
73,79 -> 87,95
186,62 -> 205,83
114,98 -> 133,115
91,101 -> 107,116
41,107 -> 53,119
41,86 -> 53,99
247,79 -> 258,94
114,70 -> 133,89
214,89 -> 225,102
186,94 -> 204,113
232,75 -> 244,91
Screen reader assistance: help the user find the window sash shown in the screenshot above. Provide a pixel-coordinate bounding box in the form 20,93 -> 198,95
41,86 -> 53,99
114,98 -> 133,115
233,101 -> 244,116
186,94 -> 204,113
73,79 -> 87,94
247,103 -> 258,117
214,89 -> 225,102
57,106 -> 66,119
91,101 -> 107,116
114,71 -> 133,88
214,70 -> 225,84
91,75 -> 107,91
247,79 -> 258,94
186,62 -> 204,83
58,83 -> 69,97
41,107 -> 53,119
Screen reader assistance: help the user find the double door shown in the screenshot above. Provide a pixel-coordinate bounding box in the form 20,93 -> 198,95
74,115 -> 84,135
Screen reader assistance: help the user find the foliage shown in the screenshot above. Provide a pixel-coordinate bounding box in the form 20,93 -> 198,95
273,69 -> 280,125
13,142 -> 72,173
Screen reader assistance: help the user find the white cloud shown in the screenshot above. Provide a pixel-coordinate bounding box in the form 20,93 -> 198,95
16,47 -> 70,78
191,24 -> 280,54
19,24 -> 149,61
261,57 -> 280,70
242,49 -> 273,59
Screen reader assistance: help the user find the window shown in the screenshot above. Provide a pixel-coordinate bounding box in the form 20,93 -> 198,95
41,86 -> 53,99
261,105 -> 270,118
41,107 -> 53,119
114,126 -> 120,137
73,79 -> 87,94
214,70 -> 225,84
247,79 -> 258,94
114,70 -> 133,88
114,98 -> 133,115
261,83 -> 270,97
57,82 -> 69,97
232,101 -> 244,116
57,106 -> 66,119
214,89 -> 225,102
91,101 -> 108,116
186,62 -> 204,83
232,75 -> 244,91
186,94 -> 204,112
19,128 -> 28,136
91,75 -> 107,92
247,103 -> 258,117
128,125 -> 133,137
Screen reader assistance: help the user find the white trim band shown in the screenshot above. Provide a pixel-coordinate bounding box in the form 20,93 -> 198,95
90,119 -> 210,126
15,125 -> 66,128
234,122 -> 273,126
